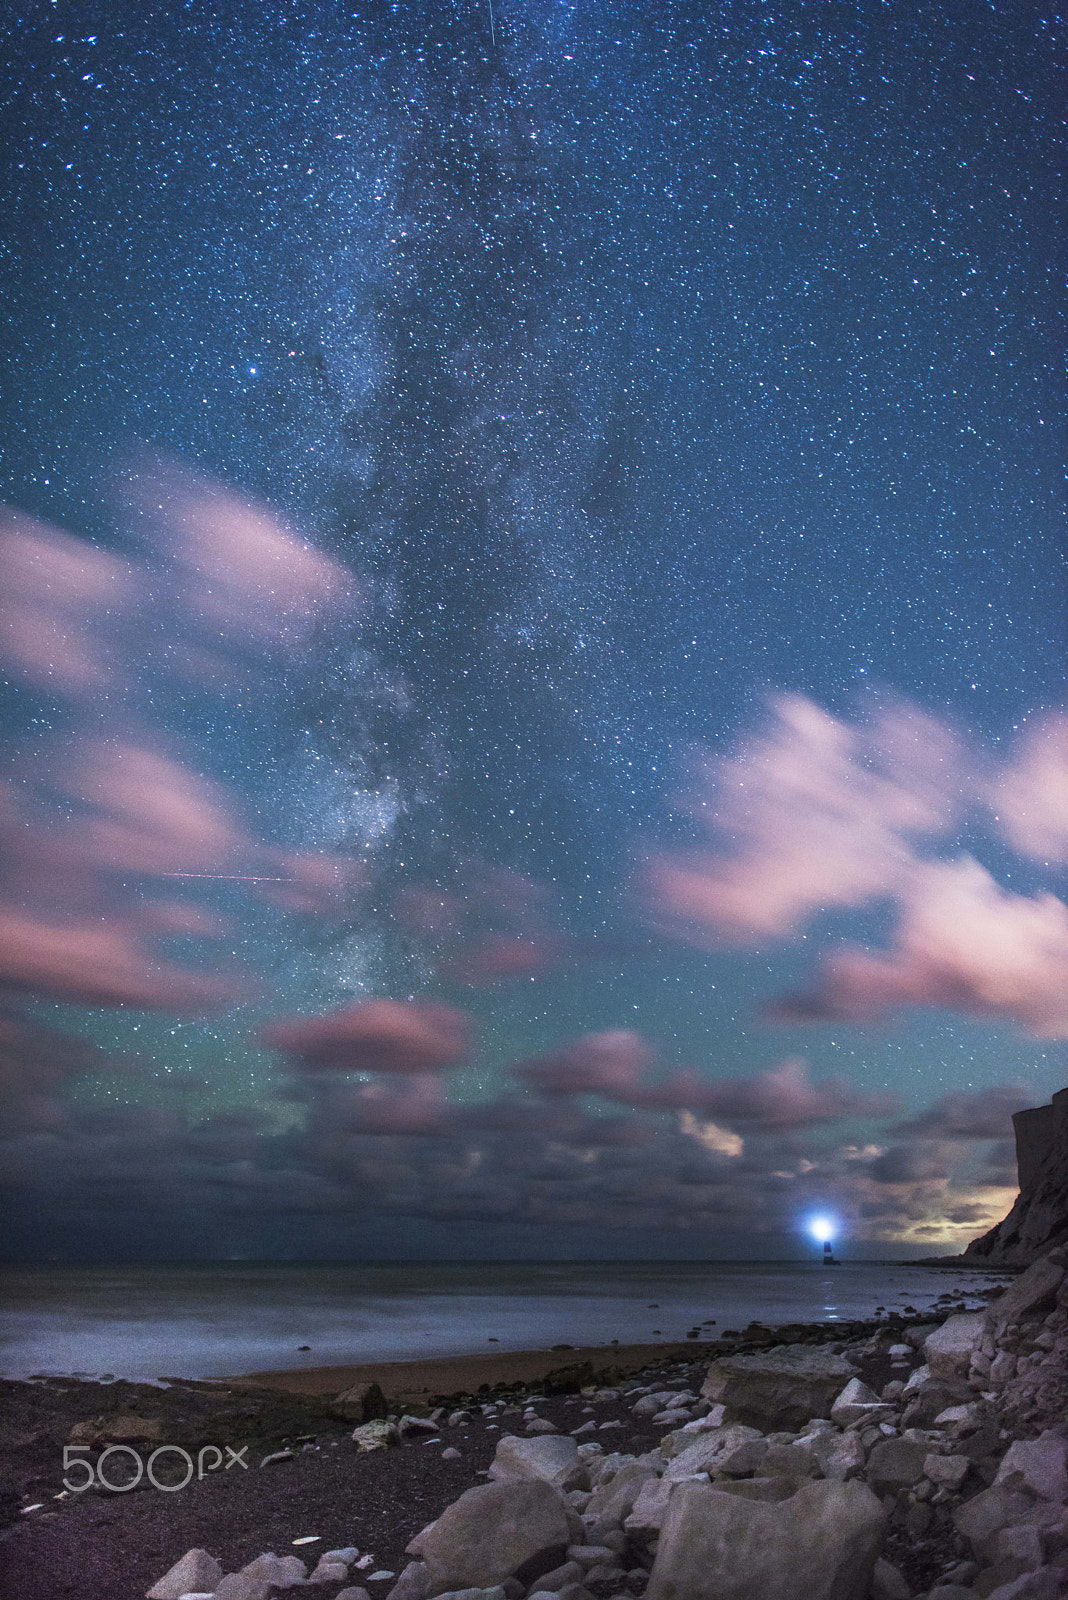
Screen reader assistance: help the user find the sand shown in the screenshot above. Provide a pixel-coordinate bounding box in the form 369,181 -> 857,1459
238,1338 -> 708,1403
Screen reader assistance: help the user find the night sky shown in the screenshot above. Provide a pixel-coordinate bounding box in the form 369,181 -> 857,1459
0,0 -> 1064,1259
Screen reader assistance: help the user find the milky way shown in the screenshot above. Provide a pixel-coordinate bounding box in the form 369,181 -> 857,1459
0,1 -> 1063,1258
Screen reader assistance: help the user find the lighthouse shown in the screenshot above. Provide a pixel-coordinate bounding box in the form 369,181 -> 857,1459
810,1215 -> 838,1264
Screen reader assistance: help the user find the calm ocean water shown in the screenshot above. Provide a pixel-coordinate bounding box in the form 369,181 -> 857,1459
0,1259 -> 1006,1381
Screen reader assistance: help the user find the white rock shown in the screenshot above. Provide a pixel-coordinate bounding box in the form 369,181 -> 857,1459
924,1453 -> 970,1490
900,1363 -> 929,1396
383,1559 -> 429,1599
953,1484 -> 1062,1562
933,1403 -> 978,1426
869,1555 -> 911,1600
923,1313 -> 986,1381
406,1479 -> 571,1594
985,1253 -> 1066,1336
214,1577 -> 275,1600
584,1461 -> 660,1521
238,1553 -> 307,1585
982,1572 -> 1064,1600
624,1473 -> 699,1535
353,1419 -> 401,1451
663,1424 -> 763,1482
399,1415 -> 440,1436
994,1435 -> 1068,1502
488,1433 -> 586,1491
310,1561 -> 350,1583
830,1378 -> 891,1428
646,1477 -> 888,1600
701,1346 -> 855,1431
814,1430 -> 866,1482
146,1550 -> 223,1600
323,1548 -> 360,1564
425,1590 -> 506,1600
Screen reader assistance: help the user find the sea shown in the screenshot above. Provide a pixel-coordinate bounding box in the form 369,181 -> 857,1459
0,1259 -> 1007,1383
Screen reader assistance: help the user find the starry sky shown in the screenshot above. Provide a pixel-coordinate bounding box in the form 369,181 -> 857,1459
0,0 -> 1064,1260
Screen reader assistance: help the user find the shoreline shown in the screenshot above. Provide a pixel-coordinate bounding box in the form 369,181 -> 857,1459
236,1340 -> 717,1403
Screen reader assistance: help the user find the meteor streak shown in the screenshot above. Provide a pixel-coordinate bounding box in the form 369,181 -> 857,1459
156,873 -> 297,881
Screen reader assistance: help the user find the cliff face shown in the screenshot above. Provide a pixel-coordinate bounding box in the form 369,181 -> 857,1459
964,1086 -> 1068,1266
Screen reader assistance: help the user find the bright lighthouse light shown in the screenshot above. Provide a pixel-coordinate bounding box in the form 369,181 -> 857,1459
809,1216 -> 835,1244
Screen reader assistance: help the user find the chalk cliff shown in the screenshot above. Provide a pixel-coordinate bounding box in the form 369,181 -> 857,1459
964,1085 -> 1068,1266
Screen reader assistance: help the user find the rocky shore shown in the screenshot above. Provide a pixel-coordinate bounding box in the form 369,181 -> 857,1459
2,1253 -> 1066,1600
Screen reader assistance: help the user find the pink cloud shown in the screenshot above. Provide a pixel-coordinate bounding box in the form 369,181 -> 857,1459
263,998 -> 473,1074
121,458 -> 351,644
329,1075 -> 450,1136
786,856 -> 1068,1037
645,694 -> 963,945
988,715 -> 1068,863
447,932 -> 572,984
515,1029 -> 654,1096
63,740 -> 251,877
0,906 -> 240,1009
0,470 -> 372,1014
515,1034 -> 893,1129
0,511 -> 136,694
625,1054 -> 897,1127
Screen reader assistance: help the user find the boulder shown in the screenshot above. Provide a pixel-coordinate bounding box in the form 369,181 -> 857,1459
237,1554 -> 307,1586
584,1462 -> 660,1521
662,1424 -> 763,1481
311,1562 -> 350,1583
711,1477 -> 805,1503
994,1436 -> 1068,1502
385,1561 -> 430,1600
431,1590 -> 507,1600
716,1437 -> 769,1476
983,1574 -> 1064,1600
625,1475 -> 693,1536
923,1313 -> 986,1381
953,1484 -> 1060,1562
214,1577 -> 273,1600
902,1376 -> 973,1429
864,1438 -> 927,1494
529,1560 -> 583,1590
401,1414 -> 442,1437
985,1254 -> 1066,1332
406,1479 -> 571,1594
701,1346 -> 855,1431
869,1557 -> 910,1600
812,1430 -> 865,1482
488,1434 -> 586,1492
333,1380 -> 390,1423
644,1477 -> 887,1600
146,1549 -> 224,1600
924,1453 -> 971,1490
829,1378 -> 890,1428
71,1411 -> 165,1446
986,1524 -> 1046,1590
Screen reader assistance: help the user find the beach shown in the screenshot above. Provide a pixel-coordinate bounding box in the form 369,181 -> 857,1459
0,1255 -> 1021,1600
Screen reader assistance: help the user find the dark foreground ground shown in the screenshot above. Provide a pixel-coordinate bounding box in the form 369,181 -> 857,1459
0,1285 -> 991,1600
